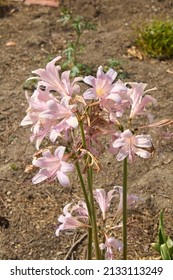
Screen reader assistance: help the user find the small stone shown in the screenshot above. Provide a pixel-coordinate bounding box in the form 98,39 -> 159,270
6,191 -> 12,196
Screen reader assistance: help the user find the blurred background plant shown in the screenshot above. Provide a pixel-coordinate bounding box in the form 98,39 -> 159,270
59,7 -> 96,77
152,210 -> 173,260
135,20 -> 173,59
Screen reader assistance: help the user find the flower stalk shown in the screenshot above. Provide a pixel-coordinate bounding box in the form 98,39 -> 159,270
123,157 -> 128,260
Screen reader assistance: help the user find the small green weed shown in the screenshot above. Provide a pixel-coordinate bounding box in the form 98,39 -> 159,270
136,20 -> 173,59
59,7 -> 96,76
10,163 -> 19,172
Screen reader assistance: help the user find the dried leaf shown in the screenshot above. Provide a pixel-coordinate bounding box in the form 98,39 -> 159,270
127,46 -> 143,60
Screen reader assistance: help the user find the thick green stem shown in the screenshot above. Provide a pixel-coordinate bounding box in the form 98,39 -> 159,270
123,157 -> 128,260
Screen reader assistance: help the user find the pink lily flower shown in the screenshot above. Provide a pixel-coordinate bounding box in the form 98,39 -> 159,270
40,96 -> 78,129
100,235 -> 122,260
83,66 -> 118,99
32,56 -> 82,97
83,67 -> 128,120
32,146 -> 74,187
56,202 -> 89,236
114,186 -> 139,214
127,82 -> 157,119
21,88 -> 54,126
21,88 -> 78,149
21,88 -> 61,149
83,66 -> 124,102
112,129 -> 153,162
94,188 -> 115,220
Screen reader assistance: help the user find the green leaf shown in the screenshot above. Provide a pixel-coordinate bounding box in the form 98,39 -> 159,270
160,244 -> 171,260
166,236 -> 173,249
151,242 -> 160,253
158,210 -> 167,245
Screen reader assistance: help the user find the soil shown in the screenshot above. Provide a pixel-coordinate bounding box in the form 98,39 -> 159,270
0,0 -> 173,260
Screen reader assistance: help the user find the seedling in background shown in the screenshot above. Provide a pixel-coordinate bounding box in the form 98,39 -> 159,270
59,8 -> 96,76
10,163 -> 19,171
136,20 -> 173,59
152,210 -> 173,260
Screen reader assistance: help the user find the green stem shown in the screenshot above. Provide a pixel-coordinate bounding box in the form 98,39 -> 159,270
87,166 -> 101,260
75,161 -> 91,217
79,120 -> 101,259
123,157 -> 128,260
87,226 -> 92,260
75,161 -> 92,259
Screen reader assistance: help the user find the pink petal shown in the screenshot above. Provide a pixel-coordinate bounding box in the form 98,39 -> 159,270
83,76 -> 95,87
66,115 -> 78,128
32,169 -> 49,184
116,149 -> 129,161
57,171 -> 70,187
54,146 -> 66,159
106,68 -> 117,81
83,89 -> 96,99
61,162 -> 74,173
135,148 -> 151,158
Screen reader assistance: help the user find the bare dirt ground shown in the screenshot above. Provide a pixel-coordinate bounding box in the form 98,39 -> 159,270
0,0 -> 173,260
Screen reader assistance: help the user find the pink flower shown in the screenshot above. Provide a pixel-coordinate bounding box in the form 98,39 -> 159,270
56,201 -> 89,236
127,82 -> 157,119
94,188 -> 115,220
21,88 -> 78,149
114,186 -> 139,214
21,88 -> 61,149
83,66 -> 118,100
32,146 -> 74,187
83,67 -> 128,120
40,96 -> 78,130
31,56 -> 82,97
100,235 -> 122,260
112,129 -> 153,162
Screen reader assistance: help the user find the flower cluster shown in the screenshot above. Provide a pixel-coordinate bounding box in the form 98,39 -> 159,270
21,56 -> 159,186
21,56 -> 172,260
56,187 -> 138,260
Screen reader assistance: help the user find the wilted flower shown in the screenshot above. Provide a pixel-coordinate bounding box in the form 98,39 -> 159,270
112,129 -> 153,162
32,146 -> 74,187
